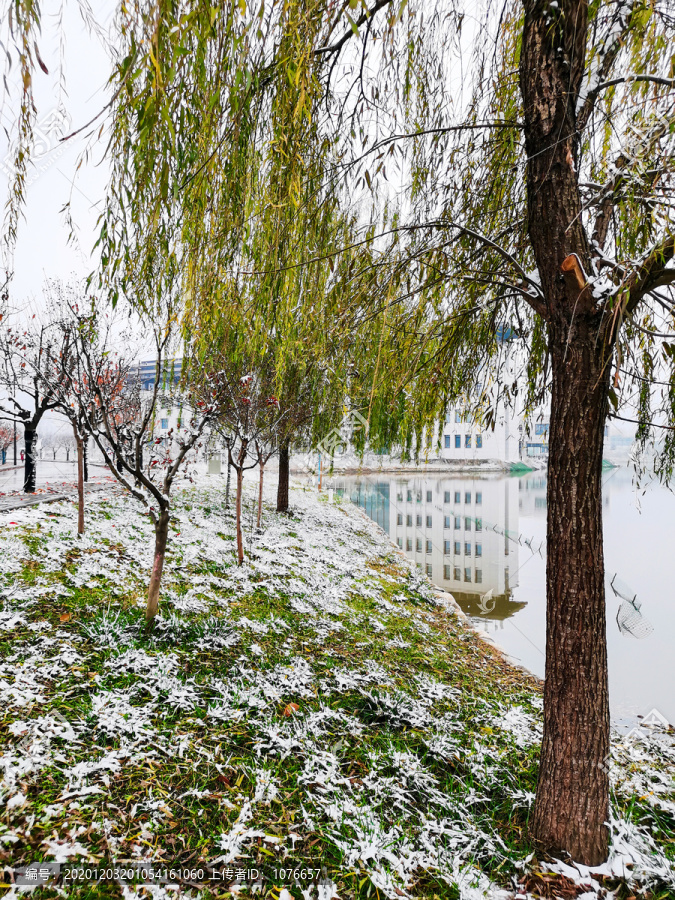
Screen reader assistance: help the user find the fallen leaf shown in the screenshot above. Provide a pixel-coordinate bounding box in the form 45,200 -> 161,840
283,702 -> 299,717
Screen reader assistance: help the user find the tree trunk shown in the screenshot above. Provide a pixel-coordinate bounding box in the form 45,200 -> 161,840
257,460 -> 264,529
23,428 -> 37,493
518,0 -> 614,866
146,507 -> 170,628
75,431 -> 85,536
236,465 -> 244,565
225,443 -> 232,509
530,323 -> 611,864
277,439 -> 289,512
83,437 -> 89,482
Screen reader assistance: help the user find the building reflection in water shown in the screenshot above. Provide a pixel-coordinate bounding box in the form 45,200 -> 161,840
336,476 -> 526,625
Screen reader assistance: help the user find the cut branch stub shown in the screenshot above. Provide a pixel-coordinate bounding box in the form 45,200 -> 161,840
561,254 -> 593,310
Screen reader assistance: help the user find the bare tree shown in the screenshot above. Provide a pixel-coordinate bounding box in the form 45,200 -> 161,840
65,308 -> 228,627
214,374 -> 283,564
0,309 -> 75,492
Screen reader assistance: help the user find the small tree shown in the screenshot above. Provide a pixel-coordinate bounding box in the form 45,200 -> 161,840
0,308 -> 75,492
216,375 -> 283,564
68,310 -> 228,627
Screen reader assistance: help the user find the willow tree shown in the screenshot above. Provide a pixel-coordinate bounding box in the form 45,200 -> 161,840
338,0 -> 675,866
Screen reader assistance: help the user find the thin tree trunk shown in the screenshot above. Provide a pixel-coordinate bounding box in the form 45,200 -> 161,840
24,428 -> 37,493
146,507 -> 170,628
225,441 -> 232,509
83,437 -> 89,482
530,324 -> 612,865
257,459 -> 264,529
236,465 -> 244,565
75,430 -> 85,536
277,439 -> 289,512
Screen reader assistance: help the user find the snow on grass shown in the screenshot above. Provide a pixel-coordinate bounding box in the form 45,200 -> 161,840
0,478 -> 672,899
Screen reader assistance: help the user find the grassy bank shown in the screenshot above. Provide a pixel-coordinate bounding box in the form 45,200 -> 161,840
0,479 -> 672,899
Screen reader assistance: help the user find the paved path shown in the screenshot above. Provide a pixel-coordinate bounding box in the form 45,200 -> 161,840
0,461 -> 117,512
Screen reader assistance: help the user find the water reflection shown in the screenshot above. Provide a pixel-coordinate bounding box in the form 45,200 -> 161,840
340,476 -> 527,623
334,467 -> 675,724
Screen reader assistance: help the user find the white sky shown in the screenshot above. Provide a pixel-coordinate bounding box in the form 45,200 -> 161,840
0,0 -> 116,304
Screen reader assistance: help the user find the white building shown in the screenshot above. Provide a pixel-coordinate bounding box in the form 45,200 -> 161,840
435,404 -> 519,466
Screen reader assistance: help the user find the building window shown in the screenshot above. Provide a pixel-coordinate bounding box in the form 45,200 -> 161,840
417,491 -> 422,503
535,422 -> 549,436
475,569 -> 483,584
454,540 -> 461,555
455,435 -> 461,448
444,491 -> 450,503
454,566 -> 461,580
397,513 -> 403,526
397,492 -> 403,502
406,538 -> 412,551
416,515 -> 422,527
407,490 -> 412,502
475,542 -> 482,557
426,515 -> 432,528
444,435 -> 450,448
455,411 -> 461,423
454,490 -> 461,504
444,540 -> 451,555
465,517 -> 471,530
444,516 -> 451,529
416,538 -> 422,552
465,434 -> 472,448
426,564 -> 433,577
426,539 -> 433,554
454,516 -> 461,529
476,434 -> 483,448
397,538 -> 402,548
476,492 -> 482,505
426,490 -> 432,502
464,542 -> 471,556
475,517 -> 482,531
465,491 -> 471,504
464,568 -> 472,582
161,418 -> 169,430
444,565 -> 451,580
406,514 -> 412,527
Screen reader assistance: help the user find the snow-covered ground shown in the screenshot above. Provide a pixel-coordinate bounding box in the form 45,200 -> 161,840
0,477 -> 672,898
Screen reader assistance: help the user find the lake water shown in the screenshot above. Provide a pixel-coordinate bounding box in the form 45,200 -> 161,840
332,467 -> 675,726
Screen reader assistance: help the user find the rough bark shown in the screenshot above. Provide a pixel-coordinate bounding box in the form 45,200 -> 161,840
75,431 -> 85,536
519,0 -> 614,864
23,428 -> 37,493
277,439 -> 290,512
530,319 -> 612,864
257,460 -> 264,529
146,507 -> 170,628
